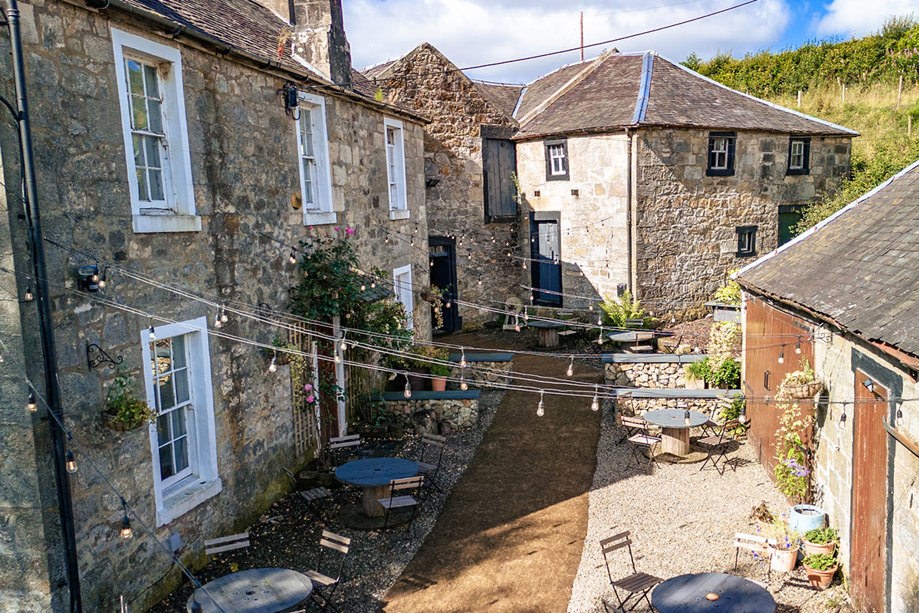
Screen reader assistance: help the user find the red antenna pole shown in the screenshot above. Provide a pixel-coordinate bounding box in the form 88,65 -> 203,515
580,11 -> 584,61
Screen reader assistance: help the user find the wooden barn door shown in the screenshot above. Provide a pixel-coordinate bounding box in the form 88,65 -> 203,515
851,370 -> 889,613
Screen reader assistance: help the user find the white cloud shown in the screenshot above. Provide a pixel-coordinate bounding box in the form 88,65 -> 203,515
343,0 -> 791,83
816,0 -> 916,38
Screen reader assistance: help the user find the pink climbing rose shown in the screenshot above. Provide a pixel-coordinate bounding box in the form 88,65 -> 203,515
306,395 -> 315,403
345,227 -> 355,235
303,383 -> 313,391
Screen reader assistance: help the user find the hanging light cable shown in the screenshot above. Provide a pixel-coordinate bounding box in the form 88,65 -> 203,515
149,324 -> 156,341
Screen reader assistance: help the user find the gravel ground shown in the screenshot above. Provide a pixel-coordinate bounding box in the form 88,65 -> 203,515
567,403 -> 854,613
150,389 -> 503,612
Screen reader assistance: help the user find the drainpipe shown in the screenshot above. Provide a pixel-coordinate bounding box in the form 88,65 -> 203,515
625,128 -> 632,293
626,129 -> 639,293
6,1 -> 82,610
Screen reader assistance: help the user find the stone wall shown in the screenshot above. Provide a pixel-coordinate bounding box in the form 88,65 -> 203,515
0,2 -> 428,610
449,360 -> 512,385
515,134 -> 630,309
616,397 -> 720,414
605,361 -> 692,388
634,128 -> 850,317
384,397 -> 479,431
377,44 -> 522,327
810,330 -> 919,612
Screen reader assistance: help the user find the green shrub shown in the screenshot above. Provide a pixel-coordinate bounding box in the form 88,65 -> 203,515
687,357 -> 741,388
600,290 -> 650,327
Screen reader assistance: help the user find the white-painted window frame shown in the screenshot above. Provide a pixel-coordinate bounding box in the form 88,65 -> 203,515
393,265 -> 414,330
789,140 -> 806,170
141,316 -> 221,526
111,27 -> 199,234
548,144 -> 567,176
384,118 -> 409,219
295,92 -> 335,226
711,137 -> 730,170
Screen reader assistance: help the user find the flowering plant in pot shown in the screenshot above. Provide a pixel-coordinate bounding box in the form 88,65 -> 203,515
749,501 -> 776,533
766,516 -> 801,573
802,553 -> 838,590
802,527 -> 838,557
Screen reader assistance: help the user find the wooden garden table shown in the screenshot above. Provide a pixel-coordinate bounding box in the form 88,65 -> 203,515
652,572 -> 775,613
335,457 -> 419,517
528,320 -> 565,347
642,408 -> 709,456
186,568 -> 313,612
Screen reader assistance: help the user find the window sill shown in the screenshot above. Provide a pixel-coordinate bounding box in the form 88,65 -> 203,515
304,211 -> 338,226
133,213 -> 202,234
705,168 -> 735,177
156,477 -> 222,527
389,209 -> 411,220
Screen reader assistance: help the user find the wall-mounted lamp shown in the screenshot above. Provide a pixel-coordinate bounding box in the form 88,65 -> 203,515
896,401 -> 903,425
77,264 -> 101,292
862,378 -> 874,394
282,83 -> 300,120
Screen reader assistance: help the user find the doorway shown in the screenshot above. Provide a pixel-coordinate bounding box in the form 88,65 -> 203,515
530,213 -> 562,306
850,369 -> 889,613
429,236 -> 460,333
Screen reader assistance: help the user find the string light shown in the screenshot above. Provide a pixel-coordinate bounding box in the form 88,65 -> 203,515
778,349 -> 785,364
220,307 -> 229,323
120,499 -> 133,540
214,311 -> 223,328
334,347 -> 342,364
268,352 -> 277,373
149,325 -> 156,341
27,392 -> 37,412
289,251 -> 297,265
460,348 -> 467,369
403,375 -> 412,399
895,402 -> 903,424
340,333 -> 348,352
536,390 -> 545,417
591,385 -> 600,411
460,372 -> 468,391
840,403 -> 847,424
66,450 -> 77,473
24,284 -> 33,301
795,340 -> 801,354
597,327 -> 605,345
566,356 -> 574,377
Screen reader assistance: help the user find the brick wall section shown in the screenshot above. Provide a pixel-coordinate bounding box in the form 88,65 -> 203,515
377,44 -> 522,326
0,2 -> 428,610
515,134 -> 630,308
634,128 -> 850,317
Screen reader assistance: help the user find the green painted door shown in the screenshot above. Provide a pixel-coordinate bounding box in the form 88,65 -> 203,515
778,210 -> 802,246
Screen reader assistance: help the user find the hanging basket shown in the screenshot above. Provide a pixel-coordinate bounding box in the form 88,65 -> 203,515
102,411 -> 145,432
783,381 -> 823,399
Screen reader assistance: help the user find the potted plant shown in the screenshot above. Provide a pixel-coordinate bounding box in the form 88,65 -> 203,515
802,527 -> 838,557
802,553 -> 838,590
766,516 -> 801,573
102,368 -> 156,432
782,360 -> 823,399
430,361 -> 451,391
749,501 -> 776,533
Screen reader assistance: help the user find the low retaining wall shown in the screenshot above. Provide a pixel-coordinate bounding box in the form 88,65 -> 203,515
448,352 -> 513,385
603,353 -> 707,388
615,397 -> 719,414
381,391 -> 480,432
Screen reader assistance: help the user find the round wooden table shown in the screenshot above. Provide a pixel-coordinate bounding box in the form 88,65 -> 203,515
528,320 -> 565,347
652,572 -> 775,613
642,408 -> 709,456
335,457 -> 419,517
187,568 -> 313,612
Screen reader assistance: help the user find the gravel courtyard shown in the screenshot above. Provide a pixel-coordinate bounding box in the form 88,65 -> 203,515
568,402 -> 853,613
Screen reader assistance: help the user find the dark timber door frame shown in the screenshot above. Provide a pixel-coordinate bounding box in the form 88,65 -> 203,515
483,134 -> 517,222
429,236 -> 460,333
529,212 -> 562,306
850,368 -> 890,613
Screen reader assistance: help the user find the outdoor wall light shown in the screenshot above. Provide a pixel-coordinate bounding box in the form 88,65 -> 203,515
77,264 -> 101,292
282,83 -> 300,120
863,378 -> 874,393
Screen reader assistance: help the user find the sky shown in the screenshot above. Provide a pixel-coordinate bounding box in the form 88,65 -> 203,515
342,0 -> 919,84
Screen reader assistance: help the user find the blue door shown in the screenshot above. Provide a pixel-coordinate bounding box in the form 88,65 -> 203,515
530,216 -> 562,306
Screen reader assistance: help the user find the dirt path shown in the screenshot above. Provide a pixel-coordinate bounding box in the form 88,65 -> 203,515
383,333 -> 603,613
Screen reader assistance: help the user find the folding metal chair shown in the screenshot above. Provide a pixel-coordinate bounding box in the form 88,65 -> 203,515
378,476 -> 424,532
698,403 -> 721,438
600,530 -> 663,612
326,434 -> 361,467
698,419 -> 741,475
415,433 -> 446,491
617,414 -> 646,445
282,467 -> 332,521
624,418 -> 660,470
733,532 -> 776,587
306,530 -> 351,612
204,532 -> 249,556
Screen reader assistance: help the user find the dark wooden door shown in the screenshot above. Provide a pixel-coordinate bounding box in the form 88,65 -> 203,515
429,237 -> 459,333
530,216 -> 561,306
483,138 -> 517,220
851,370 -> 888,613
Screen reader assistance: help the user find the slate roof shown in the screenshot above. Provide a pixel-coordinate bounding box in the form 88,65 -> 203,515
737,159 -> 919,359
472,82 -> 524,118
515,61 -> 594,119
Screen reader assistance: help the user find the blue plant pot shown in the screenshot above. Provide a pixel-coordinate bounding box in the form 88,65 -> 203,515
788,504 -> 825,535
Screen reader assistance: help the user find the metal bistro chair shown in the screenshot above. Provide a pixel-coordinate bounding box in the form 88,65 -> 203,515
415,433 -> 446,491
624,417 -> 661,471
204,532 -> 249,556
378,476 -> 424,532
282,467 -> 332,521
733,532 -> 777,587
698,419 -> 742,475
306,530 -> 351,612
327,434 -> 361,467
600,530 -> 663,612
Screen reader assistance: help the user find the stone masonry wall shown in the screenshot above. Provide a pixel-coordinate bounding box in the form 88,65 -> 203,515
810,330 -> 919,612
635,128 -> 850,318
515,134 -> 630,309
605,361 -> 690,388
616,397 -> 719,414
0,2 -> 427,610
385,397 -> 479,431
449,360 -> 512,385
378,44 -> 522,327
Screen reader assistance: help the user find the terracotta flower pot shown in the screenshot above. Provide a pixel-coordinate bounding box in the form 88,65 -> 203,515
802,539 -> 837,557
431,377 -> 447,392
769,545 -> 799,573
803,564 -> 837,590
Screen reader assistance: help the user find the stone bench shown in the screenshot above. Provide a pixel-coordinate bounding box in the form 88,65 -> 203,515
602,353 -> 708,389
380,390 -> 482,433
448,352 -> 513,385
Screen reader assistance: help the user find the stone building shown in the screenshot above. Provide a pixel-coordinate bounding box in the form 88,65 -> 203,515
372,47 -> 854,324
0,0 -> 428,610
737,160 -> 919,613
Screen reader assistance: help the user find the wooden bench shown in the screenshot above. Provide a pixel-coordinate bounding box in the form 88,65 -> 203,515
205,532 -> 250,555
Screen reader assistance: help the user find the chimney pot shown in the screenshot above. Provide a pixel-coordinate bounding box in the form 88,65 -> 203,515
292,0 -> 352,88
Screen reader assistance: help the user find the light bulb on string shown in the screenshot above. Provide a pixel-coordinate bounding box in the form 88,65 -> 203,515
566,356 -> 574,377
98,268 -> 107,289
795,340 -> 801,354
896,402 -> 903,424
220,308 -> 228,323
268,352 -> 278,373
66,450 -> 77,473
778,349 -> 785,364
340,333 -> 348,352
120,514 -> 132,540
522,262 -> 527,270
289,251 -> 297,264
460,348 -> 467,368
214,312 -> 223,328
446,301 -> 452,308
149,325 -> 156,340
840,403 -> 847,424
27,392 -> 37,412
334,348 -> 342,364
403,375 -> 412,399
671,313 -> 676,324
597,327 -> 605,345
591,385 -> 600,412
460,369 -> 468,391
524,311 -> 529,322
24,284 -> 33,301
536,390 -> 545,417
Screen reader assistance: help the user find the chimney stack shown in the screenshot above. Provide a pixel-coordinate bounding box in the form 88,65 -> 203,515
292,0 -> 352,88
251,0 -> 295,23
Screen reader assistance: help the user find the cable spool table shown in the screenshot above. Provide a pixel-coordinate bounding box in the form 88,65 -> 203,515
187,568 -> 313,612
652,572 -> 776,613
642,408 -> 709,456
335,457 -> 419,517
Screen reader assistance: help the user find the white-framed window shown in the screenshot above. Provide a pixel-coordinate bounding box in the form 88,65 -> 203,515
393,265 -> 414,330
296,92 -> 335,225
111,27 -> 199,233
711,138 -> 730,169
384,118 -> 409,219
789,141 -> 805,169
141,317 -> 220,526
549,145 -> 567,175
